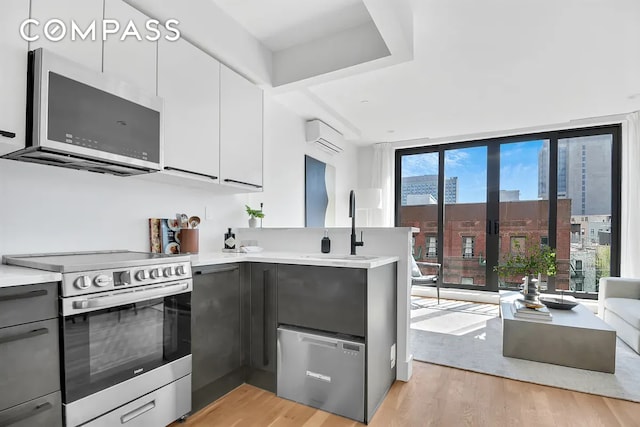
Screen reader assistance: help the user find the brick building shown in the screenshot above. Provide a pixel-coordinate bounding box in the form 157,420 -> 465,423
400,199 -> 572,289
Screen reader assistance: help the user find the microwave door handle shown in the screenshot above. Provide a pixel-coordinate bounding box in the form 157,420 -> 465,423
70,282 -> 190,313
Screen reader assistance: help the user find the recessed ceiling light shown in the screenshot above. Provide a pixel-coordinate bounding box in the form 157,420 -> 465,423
628,93 -> 640,100
387,130 -> 395,133
360,100 -> 369,103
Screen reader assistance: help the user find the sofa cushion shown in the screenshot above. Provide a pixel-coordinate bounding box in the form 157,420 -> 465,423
605,298 -> 640,329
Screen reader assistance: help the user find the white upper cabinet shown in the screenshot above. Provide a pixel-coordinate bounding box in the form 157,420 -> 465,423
29,0 -> 104,72
103,0 -> 156,95
0,0 -> 29,156
158,36 -> 220,180
220,65 -> 263,190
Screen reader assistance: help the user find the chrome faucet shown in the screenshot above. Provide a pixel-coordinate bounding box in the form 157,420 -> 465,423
349,190 -> 364,255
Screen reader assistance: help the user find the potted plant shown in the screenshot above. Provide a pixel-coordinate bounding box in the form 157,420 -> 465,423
494,238 -> 557,308
245,205 -> 264,228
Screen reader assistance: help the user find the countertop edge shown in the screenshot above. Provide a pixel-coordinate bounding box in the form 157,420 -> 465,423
0,265 -> 62,288
190,252 -> 399,269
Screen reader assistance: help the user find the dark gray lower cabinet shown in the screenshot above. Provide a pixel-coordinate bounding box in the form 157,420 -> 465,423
0,318 -> 60,411
191,264 -> 247,413
247,263 -> 277,392
0,282 -> 61,427
190,261 -> 396,422
0,391 -> 62,427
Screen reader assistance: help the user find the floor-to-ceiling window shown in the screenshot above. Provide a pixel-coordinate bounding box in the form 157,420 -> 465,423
396,125 -> 620,298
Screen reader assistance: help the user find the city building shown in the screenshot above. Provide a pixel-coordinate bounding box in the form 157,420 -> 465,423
401,175 -> 458,205
399,199 -> 573,289
538,136 -> 612,215
500,189 -> 520,201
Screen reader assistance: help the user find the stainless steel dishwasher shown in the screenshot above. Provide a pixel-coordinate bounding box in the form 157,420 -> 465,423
277,326 -> 365,422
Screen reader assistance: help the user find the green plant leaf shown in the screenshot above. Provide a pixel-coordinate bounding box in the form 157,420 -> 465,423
245,205 -> 265,219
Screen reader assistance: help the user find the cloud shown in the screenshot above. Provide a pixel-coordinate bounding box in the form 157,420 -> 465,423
402,153 -> 438,177
445,150 -> 470,168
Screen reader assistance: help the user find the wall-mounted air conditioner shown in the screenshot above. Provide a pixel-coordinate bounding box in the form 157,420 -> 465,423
305,119 -> 344,155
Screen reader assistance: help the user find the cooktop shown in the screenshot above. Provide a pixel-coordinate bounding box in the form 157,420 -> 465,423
3,250 -> 190,273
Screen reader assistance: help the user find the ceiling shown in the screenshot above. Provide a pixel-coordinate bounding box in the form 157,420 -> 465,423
212,0 -> 372,52
212,0 -> 640,145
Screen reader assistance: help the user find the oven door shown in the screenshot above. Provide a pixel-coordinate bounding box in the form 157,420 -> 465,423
60,280 -> 191,404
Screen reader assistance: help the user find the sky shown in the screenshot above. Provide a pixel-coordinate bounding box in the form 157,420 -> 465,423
401,140 -> 545,203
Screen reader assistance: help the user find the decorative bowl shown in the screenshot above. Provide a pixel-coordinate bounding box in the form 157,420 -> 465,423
540,297 -> 578,310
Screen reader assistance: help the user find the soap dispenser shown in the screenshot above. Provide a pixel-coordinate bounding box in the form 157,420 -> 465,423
321,229 -> 331,253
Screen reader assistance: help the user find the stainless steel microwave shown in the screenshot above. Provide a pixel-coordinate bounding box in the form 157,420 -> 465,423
3,48 -> 163,176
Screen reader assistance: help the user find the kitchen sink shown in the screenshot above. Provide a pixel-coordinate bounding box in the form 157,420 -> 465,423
301,254 -> 379,261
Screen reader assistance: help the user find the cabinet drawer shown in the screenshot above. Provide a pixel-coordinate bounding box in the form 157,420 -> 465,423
277,265 -> 366,337
83,375 -> 191,427
0,391 -> 62,427
0,319 -> 60,411
0,283 -> 57,328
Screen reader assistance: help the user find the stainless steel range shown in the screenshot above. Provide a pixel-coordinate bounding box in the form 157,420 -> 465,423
4,251 -> 193,427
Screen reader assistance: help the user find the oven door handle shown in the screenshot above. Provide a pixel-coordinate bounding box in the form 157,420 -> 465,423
64,282 -> 191,315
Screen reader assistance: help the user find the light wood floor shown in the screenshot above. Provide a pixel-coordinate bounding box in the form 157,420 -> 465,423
174,361 -> 640,427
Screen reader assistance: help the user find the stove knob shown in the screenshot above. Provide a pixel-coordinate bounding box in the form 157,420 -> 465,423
150,268 -> 163,279
94,274 -> 112,287
135,270 -> 150,281
163,267 -> 174,277
74,276 -> 91,290
175,265 -> 186,276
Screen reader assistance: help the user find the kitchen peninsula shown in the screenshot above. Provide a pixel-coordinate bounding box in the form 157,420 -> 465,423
189,250 -> 398,423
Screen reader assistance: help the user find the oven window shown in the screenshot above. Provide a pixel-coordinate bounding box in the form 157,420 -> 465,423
89,301 -> 164,377
62,293 -> 190,403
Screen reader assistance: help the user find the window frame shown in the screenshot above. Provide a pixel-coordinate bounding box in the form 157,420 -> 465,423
395,124 -> 621,299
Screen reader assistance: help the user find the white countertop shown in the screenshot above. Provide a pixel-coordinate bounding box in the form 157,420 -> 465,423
0,251 -> 397,287
0,264 -> 62,288
190,251 -> 399,269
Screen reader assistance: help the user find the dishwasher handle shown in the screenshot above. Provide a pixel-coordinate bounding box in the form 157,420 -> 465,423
300,335 -> 338,349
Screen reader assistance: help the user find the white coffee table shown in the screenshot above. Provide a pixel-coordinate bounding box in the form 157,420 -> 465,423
501,300 -> 617,373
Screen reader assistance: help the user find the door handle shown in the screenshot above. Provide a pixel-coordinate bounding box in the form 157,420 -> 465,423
0,130 -> 16,139
223,179 -> 263,189
164,166 -> 217,181
494,220 -> 499,235
0,402 -> 52,426
120,400 -> 155,424
0,328 -> 48,346
263,270 -> 269,367
195,265 -> 238,275
301,336 -> 338,349
486,219 -> 491,235
0,289 -> 47,302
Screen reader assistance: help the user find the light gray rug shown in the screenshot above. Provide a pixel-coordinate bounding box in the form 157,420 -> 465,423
410,298 -> 640,402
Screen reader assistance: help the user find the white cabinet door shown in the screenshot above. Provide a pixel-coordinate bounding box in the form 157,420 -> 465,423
158,36 -> 220,180
29,0 -> 103,72
0,0 -> 29,155
220,65 -> 263,190
103,0 -> 156,95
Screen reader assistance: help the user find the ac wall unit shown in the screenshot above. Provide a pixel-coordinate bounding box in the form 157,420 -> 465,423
305,120 -> 344,155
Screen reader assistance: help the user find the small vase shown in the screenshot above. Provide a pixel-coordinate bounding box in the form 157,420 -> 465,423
521,274 -> 544,308
248,217 -> 257,228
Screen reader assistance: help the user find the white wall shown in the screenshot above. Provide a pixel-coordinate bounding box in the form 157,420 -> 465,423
247,97 -> 360,228
0,95 -> 360,255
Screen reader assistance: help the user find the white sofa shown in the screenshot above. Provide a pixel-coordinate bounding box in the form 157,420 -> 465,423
598,277 -> 640,354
